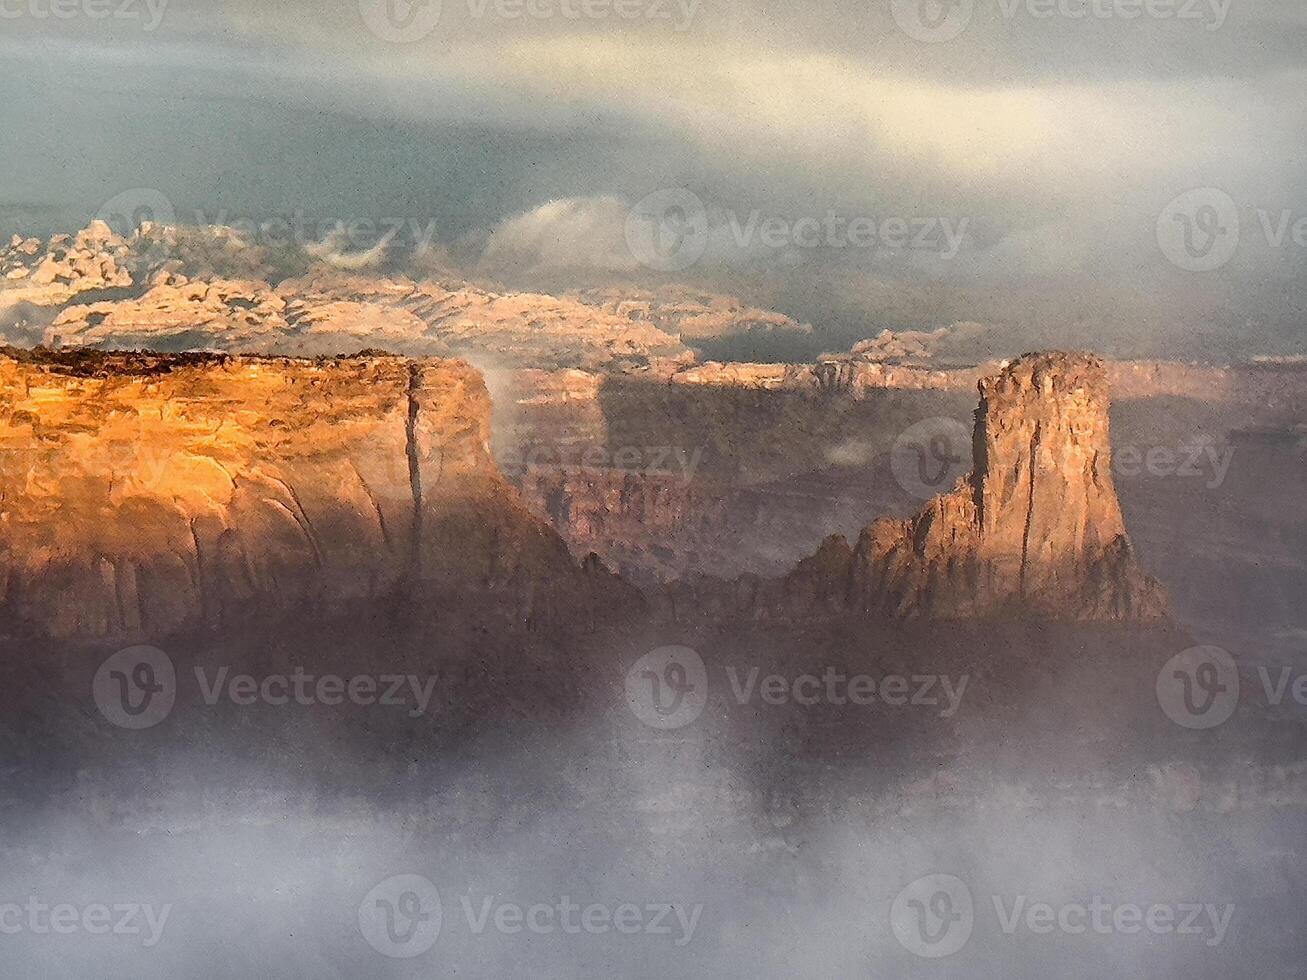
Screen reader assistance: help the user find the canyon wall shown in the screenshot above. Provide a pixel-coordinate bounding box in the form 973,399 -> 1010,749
0,350 -> 627,641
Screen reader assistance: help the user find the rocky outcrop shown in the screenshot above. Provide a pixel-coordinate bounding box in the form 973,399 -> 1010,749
568,285 -> 813,343
3,224 -> 691,371
0,222 -> 138,308
43,268 -> 690,371
0,349 -> 633,641
660,352 -> 1168,622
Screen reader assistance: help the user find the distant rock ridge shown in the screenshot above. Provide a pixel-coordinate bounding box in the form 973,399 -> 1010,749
0,349 -> 635,642
659,352 -> 1169,622
0,224 -> 691,372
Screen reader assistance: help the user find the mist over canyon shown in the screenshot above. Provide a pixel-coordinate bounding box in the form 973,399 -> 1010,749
4,7 -> 1307,970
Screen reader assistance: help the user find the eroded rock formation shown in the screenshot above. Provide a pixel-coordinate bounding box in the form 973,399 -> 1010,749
661,352 -> 1169,622
0,349 -> 632,641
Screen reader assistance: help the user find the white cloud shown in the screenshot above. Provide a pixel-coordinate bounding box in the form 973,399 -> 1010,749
479,196 -> 638,273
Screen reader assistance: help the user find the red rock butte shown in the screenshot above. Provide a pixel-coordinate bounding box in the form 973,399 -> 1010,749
662,352 -> 1169,622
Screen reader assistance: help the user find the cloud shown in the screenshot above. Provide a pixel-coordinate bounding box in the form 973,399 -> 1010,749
6,0 -> 1307,357
479,196 -> 638,274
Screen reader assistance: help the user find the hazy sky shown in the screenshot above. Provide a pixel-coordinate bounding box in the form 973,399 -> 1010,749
2,0 -> 1305,359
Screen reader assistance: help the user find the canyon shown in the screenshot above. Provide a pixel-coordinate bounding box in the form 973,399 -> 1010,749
0,347 -> 1184,643
2,223 -> 1305,645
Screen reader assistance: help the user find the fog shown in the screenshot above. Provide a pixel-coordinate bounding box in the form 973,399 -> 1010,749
3,602 -> 1304,977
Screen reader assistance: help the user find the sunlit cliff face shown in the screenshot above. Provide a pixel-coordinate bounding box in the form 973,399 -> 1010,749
0,351 -> 610,639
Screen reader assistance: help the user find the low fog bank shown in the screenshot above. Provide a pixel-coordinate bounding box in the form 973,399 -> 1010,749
2,614 -> 1304,977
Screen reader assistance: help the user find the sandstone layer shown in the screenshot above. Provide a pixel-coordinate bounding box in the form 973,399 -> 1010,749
0,349 -> 628,641
660,352 -> 1169,622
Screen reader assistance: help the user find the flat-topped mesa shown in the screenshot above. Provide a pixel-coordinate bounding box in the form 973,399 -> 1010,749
0,350 -> 633,642
661,352 -> 1168,622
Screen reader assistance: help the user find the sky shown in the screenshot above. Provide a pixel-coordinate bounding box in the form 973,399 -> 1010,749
2,0 -> 1305,360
